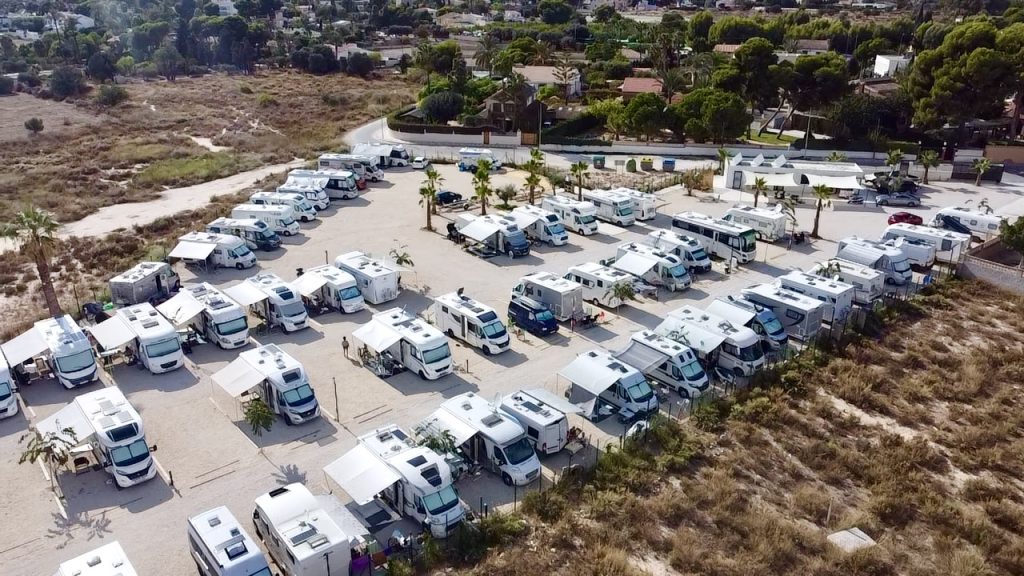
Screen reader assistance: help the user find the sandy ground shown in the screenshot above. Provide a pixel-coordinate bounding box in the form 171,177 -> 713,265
0,93 -> 103,142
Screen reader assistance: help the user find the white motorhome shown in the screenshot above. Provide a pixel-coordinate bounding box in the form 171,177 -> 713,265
252,483 -> 360,576
188,506 -> 272,576
560,349 -> 660,418
419,392 -> 541,486
433,291 -> 510,355
723,204 -> 789,242
55,541 -> 138,576
607,187 -> 657,221
565,262 -> 635,308
882,223 -> 971,264
292,265 -> 365,314
286,169 -> 359,200
644,229 -> 713,273
457,148 -> 502,171
706,296 -> 789,351
158,283 -> 249,349
318,153 -> 384,182
276,182 -> 330,211
108,261 -> 181,307
206,217 -> 282,251
931,206 -> 1004,239
224,273 -> 309,333
249,191 -> 318,223
499,389 -> 583,455
882,236 -> 936,268
511,271 -> 585,322
171,232 -> 257,270
325,424 -> 465,538
0,353 -> 19,420
837,237 -> 913,285
741,283 -> 826,341
454,213 -> 531,258
582,189 -> 636,226
88,303 -> 183,374
37,386 -> 157,488
506,205 -> 569,246
613,331 -> 709,398
353,308 -> 453,380
2,315 -> 98,389
613,242 -> 692,292
231,204 -> 300,236
353,142 -> 411,167
334,251 -> 402,305
671,211 -> 757,263
541,195 -> 599,235
214,344 -> 320,425
778,271 -> 856,324
656,305 -> 765,377
807,259 -> 885,306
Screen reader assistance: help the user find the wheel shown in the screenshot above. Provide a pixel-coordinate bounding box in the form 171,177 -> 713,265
733,367 -> 744,378
283,415 -> 293,426
303,216 -> 312,223
446,329 -> 455,338
678,388 -> 690,400
283,230 -> 293,236
755,231 -> 764,241
502,473 -> 513,486
547,239 -> 554,246
418,370 -> 427,380
885,277 -> 895,285
878,200 -> 888,206
235,263 -> 244,270
482,345 -> 492,356
909,202 -> 919,207
578,227 -> 585,234
507,249 -> 514,259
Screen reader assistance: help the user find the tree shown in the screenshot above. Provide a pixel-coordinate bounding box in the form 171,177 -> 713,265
496,184 -> 517,209
19,426 -> 78,490
810,184 -> 832,239
752,177 -> 767,208
625,92 -> 667,142
419,430 -> 457,454
398,53 -> 412,74
96,85 -> 129,107
1,207 -> 62,316
658,68 -> 687,102
117,55 -> 136,76
475,34 -> 498,73
553,59 -> 575,100
531,41 -> 554,65
717,147 -> 729,175
607,282 -> 636,309
523,148 -> 544,205
593,4 -> 617,22
538,0 -> 574,24
886,149 -> 904,171
673,88 -> 748,145
973,157 -> 992,186
826,151 -> 847,162
49,66 -> 84,99
473,160 -> 493,215
419,167 -> 442,231
689,10 -> 714,53
24,117 -> 44,134
389,246 -> 414,268
999,216 -> 1024,267
570,161 -> 589,201
732,38 -> 779,136
86,51 -> 117,83
153,45 -> 184,81
919,150 -> 940,184
244,397 -> 274,437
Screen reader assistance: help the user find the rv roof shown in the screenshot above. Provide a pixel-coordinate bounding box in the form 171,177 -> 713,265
179,231 -> 239,245
501,391 -> 565,426
247,272 -> 297,298
335,251 -> 398,278
76,386 -> 141,435
545,195 -> 595,210
304,264 -> 357,287
109,261 -> 168,285
241,344 -> 302,376
359,425 -> 452,492
117,303 -> 176,338
440,392 -> 525,446
888,222 -> 972,241
584,189 -> 633,202
619,242 -> 683,265
674,211 -> 754,233
234,203 -> 291,214
35,315 -> 91,355
570,262 -> 632,281
632,329 -> 689,356
780,271 -> 855,295
840,236 -> 904,257
208,217 -> 268,230
435,292 -> 496,318
55,541 -> 139,576
743,283 -> 825,311
729,204 -> 788,219
647,229 -> 702,248
188,506 -> 267,570
667,305 -> 761,345
374,308 -> 446,343
186,283 -> 243,313
523,271 -> 582,293
253,484 -> 350,563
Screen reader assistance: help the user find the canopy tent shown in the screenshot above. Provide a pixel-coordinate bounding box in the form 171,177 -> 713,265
418,408 -> 477,446
87,317 -> 135,351
612,340 -> 669,374
352,322 -> 402,353
157,293 -> 204,327
291,273 -> 330,297
522,388 -> 584,415
655,318 -> 726,355
168,240 -> 216,261
35,402 -> 90,445
741,171 -> 798,188
611,252 -> 657,277
323,444 -> 402,505
211,358 -> 265,397
802,174 -> 862,189
558,356 -> 620,397
458,220 -> 502,244
223,282 -> 268,308
0,328 -> 48,366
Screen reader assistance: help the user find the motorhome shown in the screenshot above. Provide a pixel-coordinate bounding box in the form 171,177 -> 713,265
334,251 -> 402,305
276,182 -> 330,211
930,206 -> 1005,239
224,273 -> 309,332
560,349 -> 660,419
457,148 -> 502,171
249,191 -> 318,223
0,353 -> 19,420
353,308 -> 453,380
613,242 -> 692,292
88,303 -> 183,374
325,424 -> 465,538
499,389 -> 582,454
353,142 -> 411,167
613,331 -> 709,398
108,261 -> 181,307
171,232 -> 257,270
565,262 -> 635,308
656,305 -> 765,377
418,392 -> 541,486
706,296 -> 789,351
507,205 -> 569,246
317,153 -> 384,182
836,237 -> 913,285
778,271 -> 856,324
292,265 -> 365,313
454,213 -> 531,258
882,223 -> 971,264
37,386 -> 157,488
433,291 -> 510,355
807,259 -> 885,306
188,506 -> 271,576
672,212 -> 757,263
582,189 -> 636,226
287,168 -> 361,199
741,283 -> 826,341
2,315 -> 98,389
511,271 -> 585,322
157,283 -> 249,349
541,196 -> 599,235
644,229 -> 713,273
55,541 -> 138,576
213,344 -> 320,425
607,187 -> 657,221
723,204 -> 789,242
206,217 -> 282,251
231,204 -> 300,236
882,236 -> 936,268
507,295 -> 559,336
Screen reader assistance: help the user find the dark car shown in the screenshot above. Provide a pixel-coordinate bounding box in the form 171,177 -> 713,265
887,211 -> 924,226
436,190 -> 464,205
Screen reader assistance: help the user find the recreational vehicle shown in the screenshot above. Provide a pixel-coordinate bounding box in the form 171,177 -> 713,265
723,204 -> 789,242
565,262 -> 635,308
511,271 -> 585,322
287,168 -> 361,199
644,229 -> 713,273
317,153 -> 384,181
560,349 -> 660,418
607,187 -> 657,221
292,265 -> 365,313
807,260 -> 885,306
213,344 -> 320,425
55,542 -> 138,576
88,303 -> 183,374
881,236 -> 936,268
231,204 -> 300,236
353,308 -> 453,380
541,196 -> 599,235
582,189 -> 636,226
671,212 -> 757,263
741,284 -> 826,341
249,191 -> 318,223
457,148 -> 502,171
507,205 -> 569,246
613,242 -> 692,291
433,291 -> 510,355
0,353 -> 19,420
454,214 -> 531,258
171,232 -> 257,270
836,237 -> 913,285
353,142 -> 411,167
2,315 -> 98,389
334,251 -> 402,305
507,295 -> 559,336
276,182 -> 329,211
882,223 -> 971,264
188,506 -> 271,576
930,206 -> 1004,239
157,283 -> 249,349
224,273 -> 309,332
613,330 -> 709,398
705,296 -> 789,351
499,389 -> 582,454
778,271 -> 856,324
206,217 -> 281,251
108,261 -> 180,307
656,305 -> 765,377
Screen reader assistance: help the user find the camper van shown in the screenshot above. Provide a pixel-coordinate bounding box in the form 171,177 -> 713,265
109,261 -> 181,307
214,344 -> 320,425
206,217 -> 281,251
656,305 -> 765,377
560,349 -> 660,418
0,353 -> 19,420
225,273 -> 309,332
507,295 -> 559,337
88,303 -> 183,374
276,182 -> 330,211
334,251 -> 402,305
249,191 -> 318,223
292,265 -> 365,313
353,308 -> 453,380
837,237 -> 913,285
741,284 -> 826,341
458,148 -> 502,171
511,271 -> 585,322
565,262 -> 635,308
353,142 -> 411,167
287,168 -> 361,199
614,242 -> 692,292
706,296 -> 789,351
930,206 -> 1004,239
500,389 -> 582,454
778,271 -> 855,324
882,223 -> 971,264
55,542 -> 138,576
807,260 -> 885,306
723,204 -> 789,242
613,330 -> 709,398
644,229 -> 713,273
318,153 -> 384,182
881,236 -> 936,268
607,187 -> 657,221
541,196 -> 599,235
582,189 -> 636,226
158,283 -> 249,349
37,386 -> 157,488
325,424 -> 465,538
171,232 -> 257,270
188,506 -> 272,576
419,392 -> 541,486
507,205 -> 569,246
454,214 -> 531,258
2,315 -> 98,389
433,291 -> 510,355
231,204 -> 300,236
672,212 -> 757,263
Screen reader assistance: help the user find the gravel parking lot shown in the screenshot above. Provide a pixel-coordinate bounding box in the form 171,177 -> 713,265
4,162 -> 1024,575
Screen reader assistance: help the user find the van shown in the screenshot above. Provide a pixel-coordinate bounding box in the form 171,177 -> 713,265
582,189 -> 636,226
706,296 -> 789,351
881,223 -> 971,264
723,204 -> 789,242
206,217 -> 281,251
500,389 -> 582,454
881,236 -> 937,268
276,182 -> 330,211
560,349 -> 659,418
171,232 -> 257,271
807,259 -> 885,306
318,153 -> 384,182
507,295 -> 559,336
458,148 -> 502,171
287,169 -> 360,200
836,237 -> 912,285
644,229 -> 713,273
541,196 -> 599,235
187,506 -> 271,576
433,291 -> 510,355
231,204 -> 300,236
777,271 -> 856,324
0,353 -> 18,420
613,330 -> 709,398
249,191 -> 318,223
931,206 -> 1004,239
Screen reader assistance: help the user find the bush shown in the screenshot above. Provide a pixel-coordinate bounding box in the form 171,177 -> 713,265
522,490 -> 569,522
691,398 -> 732,431
24,117 -> 43,134
421,91 -> 464,124
0,76 -> 12,95
347,52 -> 374,78
256,92 -> 278,107
95,85 -> 129,107
137,63 -> 159,79
17,72 -> 41,88
50,65 -> 86,99
116,55 -> 136,76
239,85 -> 253,94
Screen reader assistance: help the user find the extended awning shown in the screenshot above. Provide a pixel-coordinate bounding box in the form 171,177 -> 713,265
87,317 -> 135,351
418,408 -> 477,446
223,282 -> 267,308
558,356 -> 621,396
458,220 -> 501,244
803,174 -> 862,189
654,318 -> 726,355
157,292 -> 204,326
506,211 -> 541,230
291,273 -> 330,297
1,328 -> 49,366
352,322 -> 402,353
742,171 -> 798,188
521,388 -> 584,415
168,240 -> 216,261
612,340 -> 669,374
211,357 -> 265,397
611,252 -> 657,277
323,444 -> 402,505
35,402 -> 90,445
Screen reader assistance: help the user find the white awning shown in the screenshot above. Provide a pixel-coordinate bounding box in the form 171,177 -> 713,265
169,240 -> 216,261
157,292 -> 204,326
654,318 -> 726,355
742,171 -> 798,188
291,273 -> 330,297
506,211 -> 541,229
522,388 -> 584,415
224,282 -> 268,308
803,174 -> 862,189
1,328 -> 49,366
87,317 -> 135,351
419,408 -> 477,446
36,402 -> 90,444
558,356 -> 620,396
352,322 -> 402,353
323,444 -> 402,505
612,252 -> 657,277
612,341 -> 669,374
458,220 -> 501,243
211,358 -> 265,397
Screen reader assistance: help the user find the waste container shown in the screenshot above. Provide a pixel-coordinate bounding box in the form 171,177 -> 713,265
625,158 -> 637,173
592,155 -> 605,169
662,158 -> 676,172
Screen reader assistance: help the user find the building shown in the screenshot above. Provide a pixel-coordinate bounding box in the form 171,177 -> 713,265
512,65 -> 582,98
620,77 -> 661,101
713,44 -> 742,57
212,0 -> 238,16
725,153 -> 865,197
873,54 -> 911,78
855,77 -> 902,98
504,10 -> 525,22
795,39 -> 830,54
482,82 -> 540,132
619,47 -> 644,64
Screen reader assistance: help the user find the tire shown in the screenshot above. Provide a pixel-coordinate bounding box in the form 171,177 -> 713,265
502,473 -> 513,486
878,200 -> 888,206
284,415 -> 293,426
446,329 -> 455,338
507,249 -> 514,259
733,367 -> 744,378
578,227 -> 585,234
235,263 -> 244,270
885,277 -> 895,285
678,388 -> 690,400
482,345 -> 491,356
909,202 -> 919,207
418,370 -> 427,380
283,230 -> 293,237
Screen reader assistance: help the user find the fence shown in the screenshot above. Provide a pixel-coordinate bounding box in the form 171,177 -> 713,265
960,239 -> 1024,294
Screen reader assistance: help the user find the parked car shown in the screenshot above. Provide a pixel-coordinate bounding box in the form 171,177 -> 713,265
436,190 -> 464,205
875,193 -> 921,207
887,211 -> 924,225
412,157 -> 429,169
875,177 -> 919,195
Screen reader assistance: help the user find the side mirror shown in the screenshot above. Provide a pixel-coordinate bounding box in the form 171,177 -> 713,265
149,444 -> 158,452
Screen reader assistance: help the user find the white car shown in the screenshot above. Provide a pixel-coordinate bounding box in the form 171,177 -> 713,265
412,157 -> 429,169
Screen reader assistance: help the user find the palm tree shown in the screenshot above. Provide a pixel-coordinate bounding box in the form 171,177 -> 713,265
918,150 -> 939,184
973,158 -> 992,186
825,151 -> 847,162
682,52 -> 715,88
570,160 -> 589,201
475,35 -> 498,73
815,259 -> 843,278
810,184 -> 832,239
717,148 -> 729,175
886,149 -> 904,172
1,206 -> 62,316
414,41 -> 434,86
607,282 -> 636,309
473,159 -> 493,215
752,177 -> 767,208
553,58 -> 575,101
523,148 -> 545,204
389,245 -> 415,267
502,72 -> 529,131
658,68 -> 686,101
418,167 -> 443,231
244,397 -> 274,437
419,430 -> 458,454
531,40 -> 554,65
19,425 -> 78,490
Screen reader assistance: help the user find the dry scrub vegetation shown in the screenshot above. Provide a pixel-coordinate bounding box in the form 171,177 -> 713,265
456,280 -> 1024,576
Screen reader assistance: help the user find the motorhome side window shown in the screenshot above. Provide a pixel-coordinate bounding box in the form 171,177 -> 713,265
527,427 -> 539,440
786,309 -> 804,320
441,306 -> 449,314
596,280 -> 605,288
493,445 -> 506,463
721,343 -> 738,356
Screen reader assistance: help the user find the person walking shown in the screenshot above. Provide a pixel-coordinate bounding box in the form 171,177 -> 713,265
342,336 -> 350,358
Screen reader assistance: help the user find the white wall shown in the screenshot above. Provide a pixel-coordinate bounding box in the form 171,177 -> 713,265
390,128 -> 522,147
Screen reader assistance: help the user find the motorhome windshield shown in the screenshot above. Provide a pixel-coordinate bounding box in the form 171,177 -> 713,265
692,247 -> 708,260
422,343 -> 451,364
55,350 -> 95,373
423,485 -> 459,515
616,205 -> 633,216
298,201 -> 313,212
279,217 -> 296,227
339,286 -> 362,300
229,245 -> 252,259
258,231 -> 278,241
578,214 -> 597,225
279,301 -> 306,318
110,438 -> 150,467
737,342 -> 764,362
732,231 -> 757,252
546,223 -> 565,235
282,384 -> 315,407
626,379 -> 654,402
216,317 -> 247,336
761,314 -> 785,337
677,360 -> 706,383
508,230 -> 528,245
481,320 -> 507,340
504,437 -> 536,465
893,258 -> 911,274
0,382 -> 11,401
145,337 -> 181,358
667,264 -> 687,278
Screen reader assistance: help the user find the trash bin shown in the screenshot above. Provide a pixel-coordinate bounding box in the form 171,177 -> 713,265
662,158 -> 676,172
593,155 -> 605,169
625,158 -> 637,173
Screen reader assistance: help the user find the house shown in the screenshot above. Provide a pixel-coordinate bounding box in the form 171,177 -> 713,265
795,39 -> 829,54
482,83 -> 541,133
212,0 -> 238,16
873,54 -> 910,77
437,13 -> 488,28
619,47 -> 644,65
713,44 -> 742,57
512,65 -> 582,98
855,77 -> 901,98
504,10 -> 525,22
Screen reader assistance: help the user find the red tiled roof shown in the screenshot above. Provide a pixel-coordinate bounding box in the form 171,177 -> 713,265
713,44 -> 742,54
620,77 -> 662,94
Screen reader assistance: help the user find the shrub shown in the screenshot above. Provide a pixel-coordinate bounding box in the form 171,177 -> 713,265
347,52 -> 374,77
116,55 -> 136,76
50,65 -> 86,99
239,84 -> 253,94
421,91 -> 464,124
691,398 -> 732,431
95,85 -> 129,107
522,489 -> 569,522
137,63 -> 159,79
17,72 -> 41,88
256,92 -> 278,107
0,77 -> 13,95
24,117 -> 43,134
